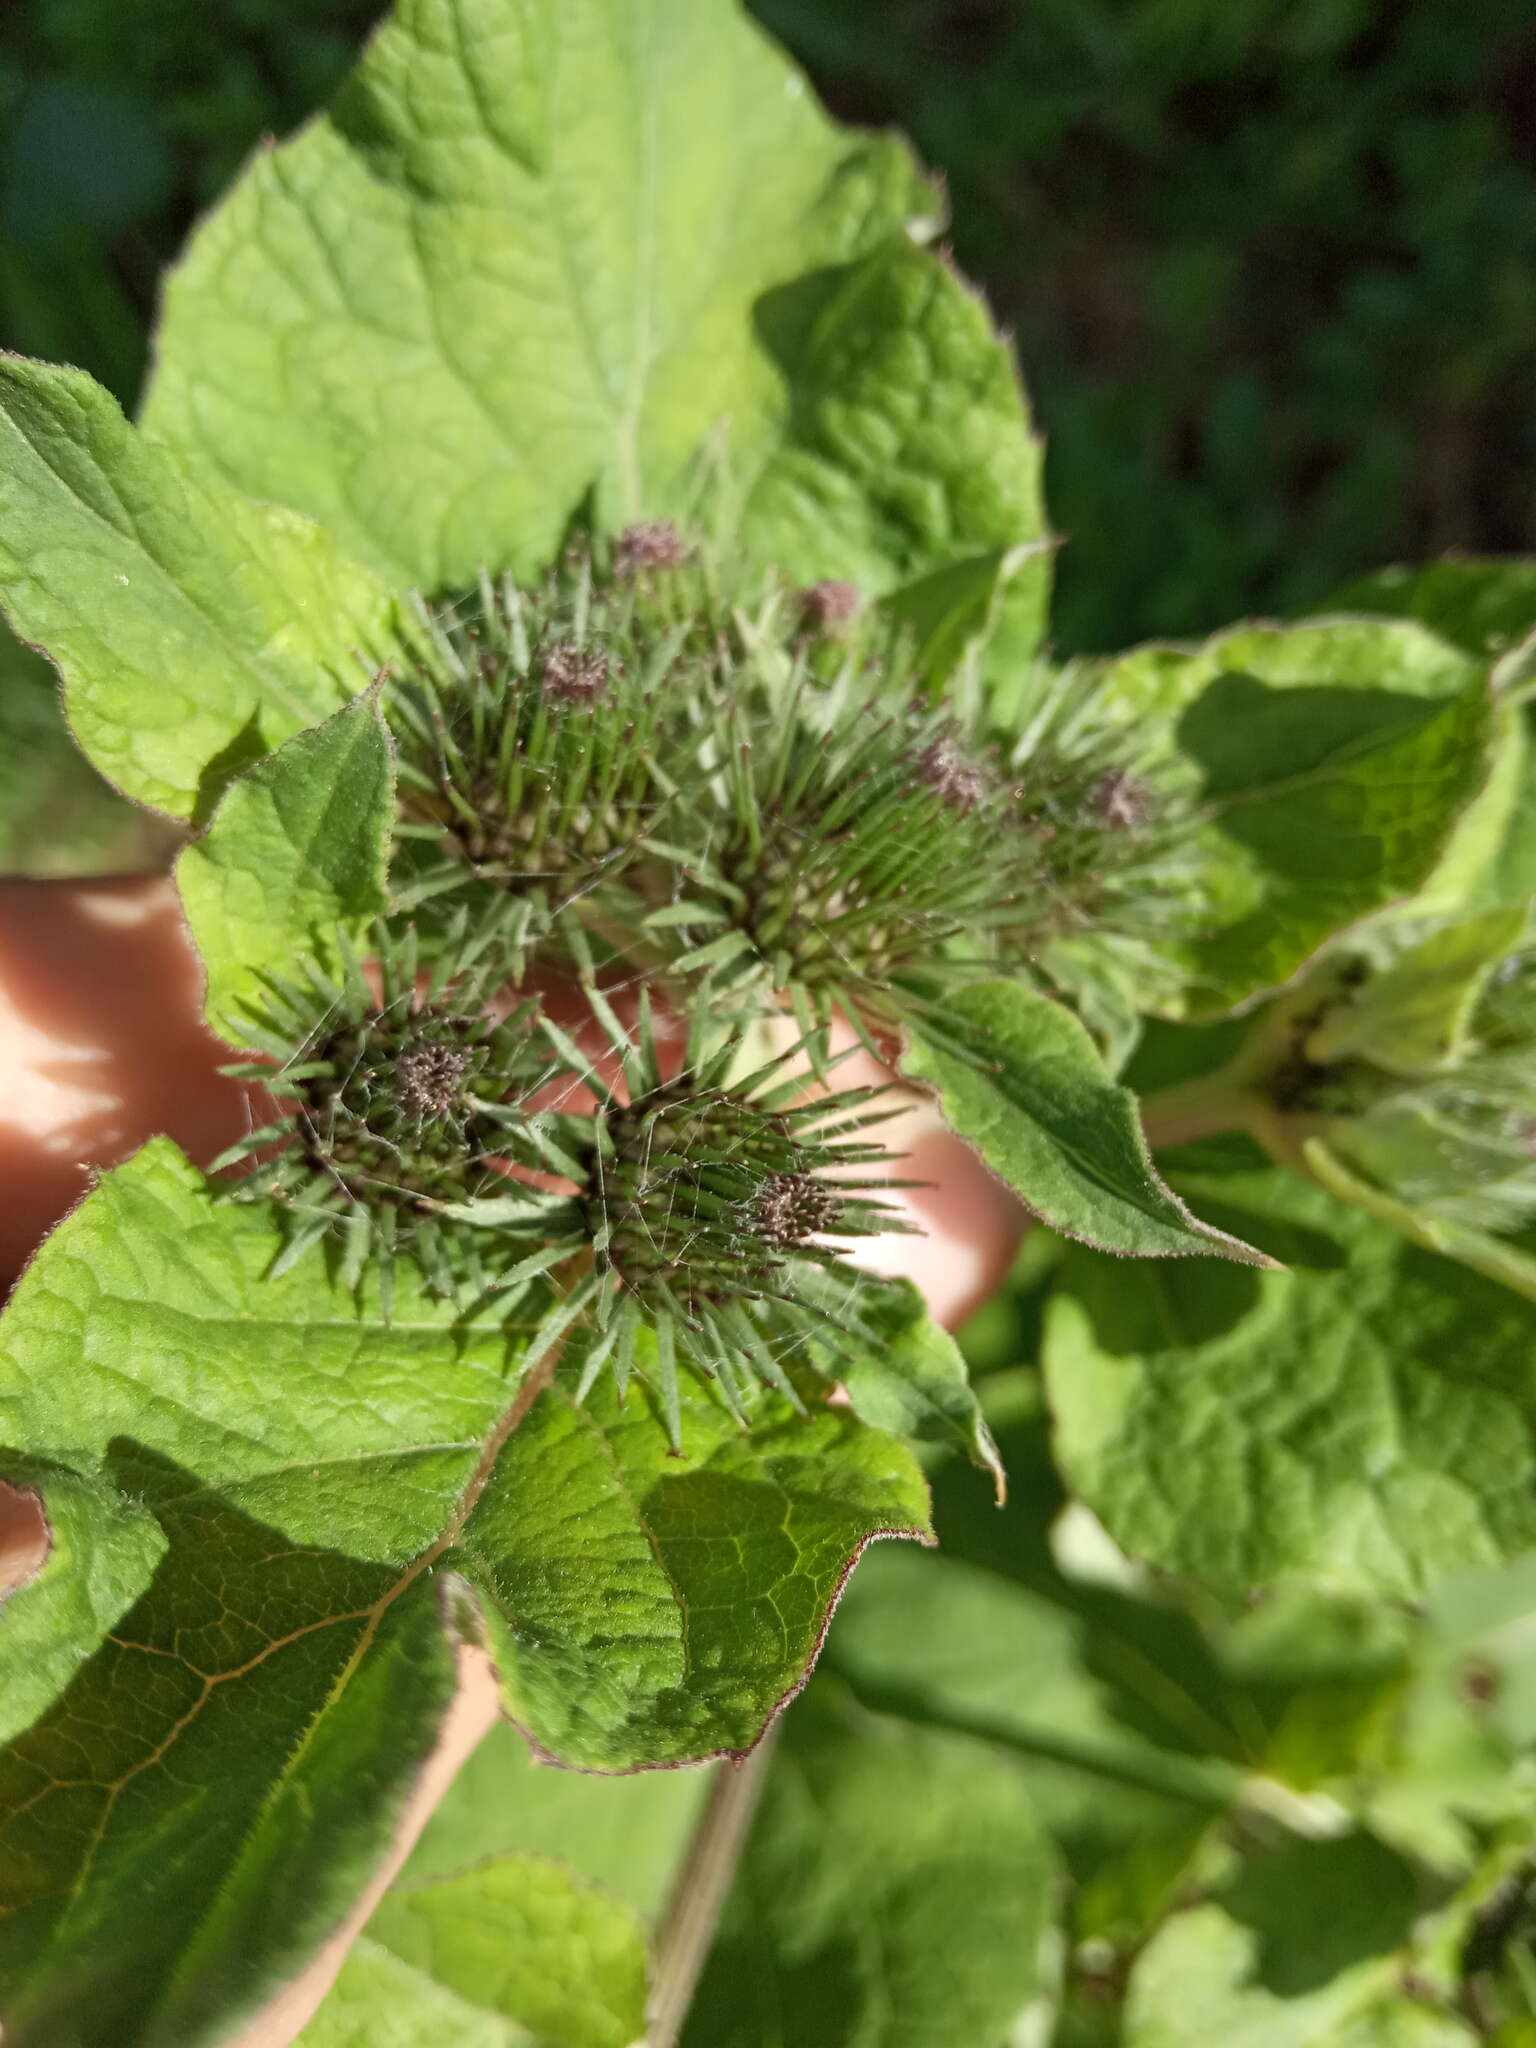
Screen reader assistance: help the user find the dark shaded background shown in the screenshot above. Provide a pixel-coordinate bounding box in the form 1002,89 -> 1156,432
3,0 -> 1535,654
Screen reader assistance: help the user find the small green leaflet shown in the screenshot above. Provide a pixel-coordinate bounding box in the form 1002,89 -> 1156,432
0,358 -> 406,820
177,691 -> 396,1044
142,0 -> 1048,636
349,1851 -> 647,2046
880,539 -> 1054,698
1085,619 -> 1494,1017
807,1272 -> 1006,1502
298,1714 -> 708,2046
1412,696 -> 1535,916
1302,907 -> 1529,1078
301,1942 -> 533,2048
902,980 -> 1271,1264
1470,702 -> 1536,910
0,1141 -> 931,2045
1044,1147 -> 1536,1599
301,1720 -> 707,2048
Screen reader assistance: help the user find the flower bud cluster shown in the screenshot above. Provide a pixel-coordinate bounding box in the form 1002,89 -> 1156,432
222,520 -> 1206,1436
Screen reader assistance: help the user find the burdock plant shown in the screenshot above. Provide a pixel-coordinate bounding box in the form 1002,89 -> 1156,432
0,3 -> 1531,2045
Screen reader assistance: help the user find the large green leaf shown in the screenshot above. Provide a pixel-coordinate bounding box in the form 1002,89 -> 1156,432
826,1541 -> 1239,1860
457,1380 -> 932,1770
142,0 -> 1047,623
824,1377 -> 1228,1941
736,238 -> 1049,618
826,1380 -> 1419,1887
0,1140 -> 930,2043
1085,620 -> 1493,1017
902,980 -> 1269,1263
1330,557 -> 1536,665
0,1479 -> 471,2048
0,358 -> 406,820
1044,1145 -> 1536,1599
176,690 -> 395,1042
1125,1834 -> 1476,2048
679,1685 -> 1057,2048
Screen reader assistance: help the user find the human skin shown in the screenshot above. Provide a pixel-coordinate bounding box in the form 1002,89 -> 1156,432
0,873 -> 1021,2045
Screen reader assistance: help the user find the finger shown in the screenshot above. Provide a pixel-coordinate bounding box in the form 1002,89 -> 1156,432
0,875 -> 253,1291
0,1479 -> 50,1597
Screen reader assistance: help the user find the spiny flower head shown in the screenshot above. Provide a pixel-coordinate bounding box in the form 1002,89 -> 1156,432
914,729 -> 994,813
538,639 -> 610,704
388,559 -> 697,923
214,910 -> 563,1310
211,521 -> 1253,1447
754,1171 -> 844,1247
393,1036 -> 477,1121
1090,767 -> 1156,832
463,991 -> 914,1447
993,662 -> 1215,1022
656,645 -> 1209,1051
798,579 -> 862,636
613,519 -> 688,576
381,529 -> 1212,1064
686,687 -> 1017,1025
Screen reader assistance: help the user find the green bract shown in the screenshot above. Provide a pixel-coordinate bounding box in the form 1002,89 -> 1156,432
0,2 -> 1531,2044
0,359 -> 407,820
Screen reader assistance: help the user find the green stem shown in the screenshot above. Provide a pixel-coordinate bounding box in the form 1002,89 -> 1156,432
835,1673 -> 1241,1811
1138,1065 -> 1258,1153
646,1726 -> 778,2047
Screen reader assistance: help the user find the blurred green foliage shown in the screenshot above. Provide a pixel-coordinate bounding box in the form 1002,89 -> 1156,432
3,0 -> 1536,653
753,0 -> 1536,650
